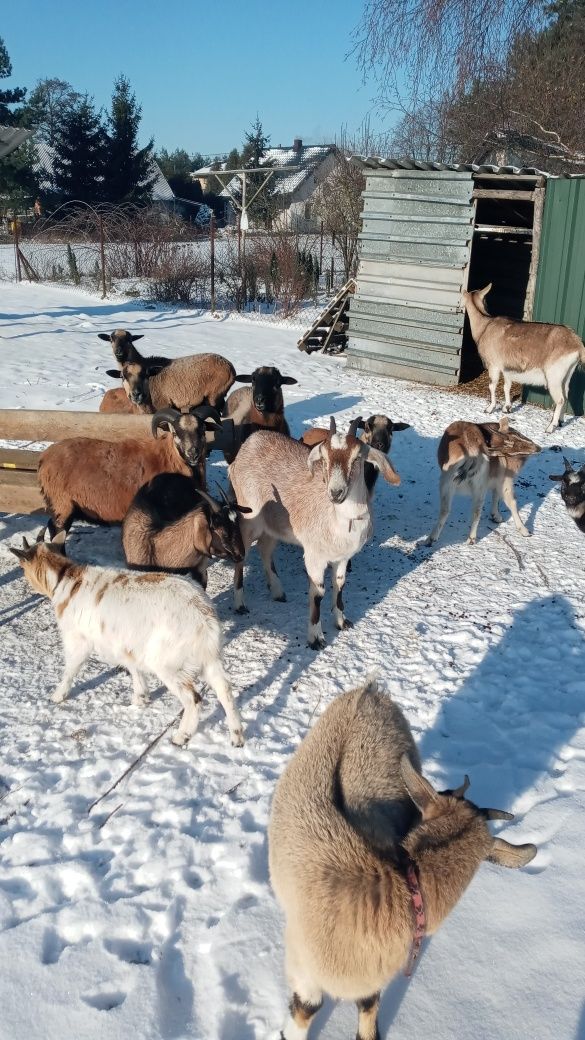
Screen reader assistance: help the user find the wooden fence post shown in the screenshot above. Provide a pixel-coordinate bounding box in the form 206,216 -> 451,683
98,214 -> 107,298
13,212 -> 22,283
210,212 -> 216,311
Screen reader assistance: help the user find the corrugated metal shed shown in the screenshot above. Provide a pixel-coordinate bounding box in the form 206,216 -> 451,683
347,166 -> 475,385
524,176 -> 585,415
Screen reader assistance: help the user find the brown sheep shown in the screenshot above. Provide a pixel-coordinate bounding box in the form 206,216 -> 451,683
107,353 -> 239,413
38,408 -> 221,538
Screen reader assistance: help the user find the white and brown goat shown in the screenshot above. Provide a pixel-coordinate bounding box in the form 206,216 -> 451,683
122,476 -> 252,586
38,407 -> 221,537
549,456 -> 585,533
229,417 -> 400,649
463,284 -> 585,432
10,533 -> 244,748
301,414 -> 409,497
222,365 -> 297,463
426,417 -> 541,546
269,678 -> 536,1040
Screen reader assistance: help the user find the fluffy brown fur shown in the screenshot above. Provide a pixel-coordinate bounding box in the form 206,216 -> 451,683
99,387 -> 151,415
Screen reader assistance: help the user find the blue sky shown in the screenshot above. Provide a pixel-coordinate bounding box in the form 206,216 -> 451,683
2,0 -> 395,156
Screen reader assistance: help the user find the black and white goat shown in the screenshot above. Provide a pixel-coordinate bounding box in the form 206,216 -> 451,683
222,365 -> 297,463
549,457 -> 585,533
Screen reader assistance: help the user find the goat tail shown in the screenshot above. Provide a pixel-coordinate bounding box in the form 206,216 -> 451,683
578,341 -> 585,367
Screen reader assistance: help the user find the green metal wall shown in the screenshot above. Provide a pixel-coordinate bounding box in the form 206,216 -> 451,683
347,169 -> 474,386
524,176 -> 585,415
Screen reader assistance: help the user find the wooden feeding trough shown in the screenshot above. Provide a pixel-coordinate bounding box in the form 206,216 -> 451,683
0,410 -> 238,516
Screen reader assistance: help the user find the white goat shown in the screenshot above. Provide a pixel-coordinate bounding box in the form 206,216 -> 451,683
9,533 -> 244,748
463,283 -> 585,433
269,678 -> 536,1040
229,418 -> 400,649
426,418 -> 541,545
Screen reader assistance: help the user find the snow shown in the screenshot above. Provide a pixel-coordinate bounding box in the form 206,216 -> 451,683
1,282 -> 584,1040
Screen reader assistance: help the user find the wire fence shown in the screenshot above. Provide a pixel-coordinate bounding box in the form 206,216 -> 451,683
0,202 -> 353,316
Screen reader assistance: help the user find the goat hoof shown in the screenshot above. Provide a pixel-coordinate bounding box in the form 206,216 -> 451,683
273,593 -> 287,603
490,514 -> 503,524
231,730 -> 245,748
503,405 -> 512,414
51,691 -> 66,704
308,637 -> 326,651
466,537 -> 477,546
235,605 -> 249,615
423,535 -> 435,547
519,527 -> 531,537
340,618 -> 354,630
172,731 -> 189,747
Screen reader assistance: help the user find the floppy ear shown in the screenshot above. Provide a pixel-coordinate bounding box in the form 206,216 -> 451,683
235,373 -> 254,383
400,755 -> 439,818
98,333 -> 112,342
487,838 -> 537,868
279,375 -> 298,386
362,445 -> 400,486
307,442 -> 324,477
393,422 -> 410,432
235,503 -> 253,514
106,369 -> 122,380
205,420 -> 223,433
130,334 -> 144,342
549,473 -> 565,481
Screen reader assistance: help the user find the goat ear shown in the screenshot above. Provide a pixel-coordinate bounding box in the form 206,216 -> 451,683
146,365 -> 164,377
488,838 -> 537,869
98,333 -> 112,342
130,334 -> 144,342
307,442 -> 324,477
235,373 -> 253,383
362,445 -> 400,486
549,473 -> 565,481
235,503 -> 253,514
478,282 -> 492,298
9,537 -> 35,562
400,755 -> 439,817
279,375 -> 298,386
393,422 -> 410,432
106,369 -> 122,379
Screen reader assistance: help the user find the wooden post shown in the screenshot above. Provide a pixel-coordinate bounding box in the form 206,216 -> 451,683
210,212 -> 216,312
330,253 -> 334,293
319,220 -> 324,270
523,181 -> 546,321
98,214 -> 107,299
13,212 -> 22,283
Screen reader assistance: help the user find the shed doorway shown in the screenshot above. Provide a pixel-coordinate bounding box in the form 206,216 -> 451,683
459,174 -> 546,383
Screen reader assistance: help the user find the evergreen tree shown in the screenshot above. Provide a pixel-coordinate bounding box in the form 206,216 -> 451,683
103,75 -> 156,205
156,147 -> 191,179
21,78 -> 81,146
0,37 -> 26,125
52,96 -> 107,206
239,116 -> 276,227
225,147 -> 240,170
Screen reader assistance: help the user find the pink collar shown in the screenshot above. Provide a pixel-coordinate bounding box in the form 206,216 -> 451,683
404,858 -> 426,977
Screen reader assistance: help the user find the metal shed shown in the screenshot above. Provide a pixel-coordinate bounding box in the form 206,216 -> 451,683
346,158 -> 547,387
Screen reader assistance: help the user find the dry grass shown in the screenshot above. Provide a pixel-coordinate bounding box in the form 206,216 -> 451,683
438,370 -> 523,403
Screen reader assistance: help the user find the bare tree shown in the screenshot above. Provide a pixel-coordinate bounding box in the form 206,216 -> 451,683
314,150 -> 365,280
353,1 -> 547,104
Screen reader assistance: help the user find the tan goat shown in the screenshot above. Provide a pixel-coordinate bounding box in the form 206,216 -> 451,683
463,284 -> 585,432
269,678 -> 536,1040
426,417 -> 541,545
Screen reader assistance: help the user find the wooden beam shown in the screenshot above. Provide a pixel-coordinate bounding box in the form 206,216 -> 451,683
474,224 -> 533,236
472,189 -> 535,201
524,183 -> 546,320
0,410 -> 152,443
0,469 -> 44,515
0,448 -> 40,471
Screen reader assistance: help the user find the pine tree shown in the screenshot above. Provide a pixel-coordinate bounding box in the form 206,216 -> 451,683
240,117 -> 276,227
226,147 -> 240,170
0,37 -> 26,125
103,75 -> 156,205
52,96 -> 107,206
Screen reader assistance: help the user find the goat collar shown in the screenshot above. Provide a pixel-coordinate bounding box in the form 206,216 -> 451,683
403,857 -> 426,977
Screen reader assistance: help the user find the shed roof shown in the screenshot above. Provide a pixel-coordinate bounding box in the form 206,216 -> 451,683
349,156 -> 551,178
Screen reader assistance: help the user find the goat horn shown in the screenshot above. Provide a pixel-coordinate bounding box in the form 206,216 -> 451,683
195,487 -> 221,514
454,775 -> 471,798
215,482 -> 233,507
482,808 -> 515,821
348,416 -> 363,438
151,408 -> 180,435
190,404 -> 222,423
329,415 -> 337,435
563,456 -> 574,473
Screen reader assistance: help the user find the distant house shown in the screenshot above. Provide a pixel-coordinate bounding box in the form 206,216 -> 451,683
192,139 -> 337,231
33,140 -> 175,208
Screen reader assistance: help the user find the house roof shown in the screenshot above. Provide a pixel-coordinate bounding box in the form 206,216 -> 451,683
0,124 -> 33,160
34,140 -> 175,201
194,143 -> 335,198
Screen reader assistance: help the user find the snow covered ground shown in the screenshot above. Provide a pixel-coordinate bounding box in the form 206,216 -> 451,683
1,282 -> 584,1040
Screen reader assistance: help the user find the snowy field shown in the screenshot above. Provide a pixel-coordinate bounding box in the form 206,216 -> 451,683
1,282 -> 584,1040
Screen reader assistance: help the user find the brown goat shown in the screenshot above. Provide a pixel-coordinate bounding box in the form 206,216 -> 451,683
38,409 -> 220,537
222,366 -> 297,464
107,353 -> 238,413
99,387 -> 152,415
